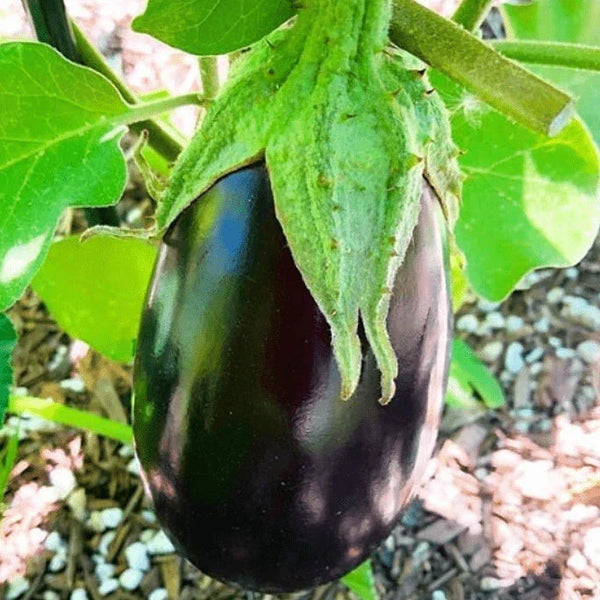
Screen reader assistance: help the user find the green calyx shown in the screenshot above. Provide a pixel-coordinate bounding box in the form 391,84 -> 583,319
156,0 -> 460,403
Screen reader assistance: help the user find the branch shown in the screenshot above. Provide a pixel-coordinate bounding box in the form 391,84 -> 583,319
390,0 -> 574,136
492,40 -> 600,72
452,0 -> 494,32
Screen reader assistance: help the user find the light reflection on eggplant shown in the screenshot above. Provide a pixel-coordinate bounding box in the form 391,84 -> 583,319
133,165 -> 451,593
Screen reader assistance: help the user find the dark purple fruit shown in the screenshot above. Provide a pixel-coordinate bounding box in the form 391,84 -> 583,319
132,165 -> 451,593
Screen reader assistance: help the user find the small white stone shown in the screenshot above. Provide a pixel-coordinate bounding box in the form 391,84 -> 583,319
49,467 -> 76,500
506,315 -> 524,333
69,589 -> 88,600
577,340 -> 600,364
530,362 -> 543,376
95,563 -> 116,581
49,552 -> 67,572
456,314 -> 478,333
59,375 -> 86,394
547,287 -> 564,304
119,568 -> 144,591
567,551 -> 587,574
505,342 -> 525,374
67,488 -> 87,521
549,336 -> 562,348
7,577 -> 30,600
141,510 -> 156,523
565,267 -> 578,279
44,531 -> 65,553
556,348 -> 576,360
525,348 -> 544,364
99,531 -> 116,556
118,444 -> 134,458
562,297 -> 600,329
534,317 -> 550,333
477,299 -> 501,312
140,528 -> 156,544
583,526 -> 600,568
92,554 -> 105,565
147,530 -> 175,555
148,588 -> 168,600
101,507 -> 124,529
478,341 -> 503,363
480,577 -> 511,591
98,579 -> 119,596
87,511 -> 106,533
127,458 -> 140,476
431,591 -> 447,600
43,592 -> 61,600
125,542 -> 150,571
484,311 -> 505,330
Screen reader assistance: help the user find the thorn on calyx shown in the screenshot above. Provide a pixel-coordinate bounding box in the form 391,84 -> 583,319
268,68 -> 275,76
318,173 -> 332,187
424,88 -> 435,96
330,238 -> 339,250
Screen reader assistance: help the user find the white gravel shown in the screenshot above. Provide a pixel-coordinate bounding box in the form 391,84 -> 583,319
147,530 -> 175,555
87,511 -> 105,533
69,589 -> 88,600
44,531 -> 65,553
49,467 -> 77,499
98,578 -> 120,596
95,563 -> 116,581
125,542 -> 151,571
6,577 -> 29,600
59,375 -> 86,394
562,296 -> 600,329
119,568 -> 144,590
48,552 -> 67,572
456,314 -> 478,333
577,340 -> 600,364
101,507 -> 124,529
547,287 -> 565,304
148,589 -> 169,600
504,342 -> 525,374
98,531 -> 116,556
505,315 -> 524,333
479,341 -> 503,363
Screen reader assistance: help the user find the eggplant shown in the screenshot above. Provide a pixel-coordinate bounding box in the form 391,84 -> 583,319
132,164 -> 451,593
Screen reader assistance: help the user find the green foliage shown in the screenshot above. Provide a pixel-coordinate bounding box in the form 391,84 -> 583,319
432,70 -> 600,301
447,338 -> 505,409
154,6 -> 459,403
0,42 -> 129,311
503,0 -> 600,149
0,314 -> 16,424
132,0 -> 294,55
341,560 -> 378,600
0,429 -> 19,508
32,236 -> 157,363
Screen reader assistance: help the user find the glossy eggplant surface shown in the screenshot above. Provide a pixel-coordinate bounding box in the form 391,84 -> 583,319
133,165 -> 451,593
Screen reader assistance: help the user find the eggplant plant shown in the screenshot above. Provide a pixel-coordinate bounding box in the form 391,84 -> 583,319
1,0 -> 600,596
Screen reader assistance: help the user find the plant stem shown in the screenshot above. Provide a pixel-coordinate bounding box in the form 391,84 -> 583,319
117,93 -> 207,126
492,40 -> 600,72
389,0 -> 574,136
8,395 -> 133,444
452,0 -> 493,32
199,56 -> 221,100
72,22 -> 186,163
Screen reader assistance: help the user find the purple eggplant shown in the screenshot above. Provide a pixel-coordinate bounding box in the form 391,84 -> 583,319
132,164 -> 451,593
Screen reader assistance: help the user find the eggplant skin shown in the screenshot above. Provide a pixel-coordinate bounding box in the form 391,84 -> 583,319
133,165 -> 451,593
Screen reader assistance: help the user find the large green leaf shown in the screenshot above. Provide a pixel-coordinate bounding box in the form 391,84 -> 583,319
0,314 -> 17,424
446,338 -> 505,410
341,561 -> 378,600
503,0 -> 600,148
132,0 -> 294,56
32,236 -> 157,363
432,71 -> 600,301
0,42 -> 130,311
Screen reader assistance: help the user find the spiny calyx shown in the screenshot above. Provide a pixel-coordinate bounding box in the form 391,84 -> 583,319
155,0 -> 460,403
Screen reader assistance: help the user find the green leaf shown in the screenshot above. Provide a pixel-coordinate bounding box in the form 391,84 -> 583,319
447,338 -> 505,409
0,42 -> 129,311
132,0 -> 294,56
32,236 -> 157,363
431,71 -> 600,301
341,561 -> 378,600
0,314 -> 17,424
0,428 -> 19,507
503,0 -> 600,148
